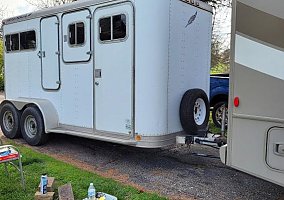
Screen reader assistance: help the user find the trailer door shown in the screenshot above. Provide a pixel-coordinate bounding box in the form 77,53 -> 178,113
94,3 -> 133,135
40,16 -> 60,90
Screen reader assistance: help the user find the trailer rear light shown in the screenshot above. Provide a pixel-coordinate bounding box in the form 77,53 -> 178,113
234,97 -> 240,107
135,135 -> 142,141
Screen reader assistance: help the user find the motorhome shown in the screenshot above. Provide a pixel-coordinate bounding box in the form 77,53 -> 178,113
0,0 -> 212,148
220,0 -> 284,187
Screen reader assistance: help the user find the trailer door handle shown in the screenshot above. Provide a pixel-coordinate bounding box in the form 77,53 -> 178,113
274,144 -> 284,156
95,82 -> 99,86
95,69 -> 102,78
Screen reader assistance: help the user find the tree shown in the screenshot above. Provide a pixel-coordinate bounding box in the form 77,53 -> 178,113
26,0 -> 77,9
0,5 -> 5,90
204,0 -> 232,73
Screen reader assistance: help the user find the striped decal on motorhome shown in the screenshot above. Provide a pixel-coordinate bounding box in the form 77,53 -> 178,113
235,34 -> 284,80
236,2 -> 284,50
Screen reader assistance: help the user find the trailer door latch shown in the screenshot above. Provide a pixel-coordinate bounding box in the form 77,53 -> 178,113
95,69 -> 102,78
275,144 -> 284,156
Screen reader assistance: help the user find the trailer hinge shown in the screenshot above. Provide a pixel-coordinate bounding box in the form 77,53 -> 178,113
87,51 -> 92,55
56,81 -> 61,85
55,51 -> 60,55
55,22 -> 60,25
86,15 -> 92,19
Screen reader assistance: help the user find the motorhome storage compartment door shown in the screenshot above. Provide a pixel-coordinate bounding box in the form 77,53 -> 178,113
40,16 -> 60,90
266,127 -> 284,171
62,9 -> 91,62
94,3 -> 133,134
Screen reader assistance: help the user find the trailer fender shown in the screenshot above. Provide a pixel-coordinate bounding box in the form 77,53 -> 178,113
1,98 -> 59,133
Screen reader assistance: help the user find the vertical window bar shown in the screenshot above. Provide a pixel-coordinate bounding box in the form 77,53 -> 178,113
111,16 -> 113,40
75,23 -> 78,45
18,33 -> 20,51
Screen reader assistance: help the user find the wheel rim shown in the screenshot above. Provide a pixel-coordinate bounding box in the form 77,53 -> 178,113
215,104 -> 228,127
24,115 -> 38,138
3,111 -> 14,132
193,98 -> 206,125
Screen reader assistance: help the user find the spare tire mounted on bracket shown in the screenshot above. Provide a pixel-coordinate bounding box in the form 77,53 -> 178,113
180,89 -> 210,135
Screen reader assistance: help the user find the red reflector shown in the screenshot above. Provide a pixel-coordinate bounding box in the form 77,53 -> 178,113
234,97 -> 240,107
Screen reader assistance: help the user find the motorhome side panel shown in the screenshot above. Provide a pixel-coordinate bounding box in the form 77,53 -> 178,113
227,0 -> 284,187
167,0 -> 212,134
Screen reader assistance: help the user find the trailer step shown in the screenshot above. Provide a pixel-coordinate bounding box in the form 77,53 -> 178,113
49,127 -> 137,146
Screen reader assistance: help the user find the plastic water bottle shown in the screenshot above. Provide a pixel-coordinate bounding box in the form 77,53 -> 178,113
88,183 -> 96,200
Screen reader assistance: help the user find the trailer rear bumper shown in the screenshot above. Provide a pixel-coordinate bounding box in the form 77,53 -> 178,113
220,144 -> 227,164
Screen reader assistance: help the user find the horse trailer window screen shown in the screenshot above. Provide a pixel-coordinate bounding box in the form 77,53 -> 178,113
68,22 -> 85,46
113,14 -> 126,40
20,31 -> 36,50
99,14 -> 127,42
5,35 -> 11,52
69,24 -> 76,45
99,17 -> 111,41
11,34 -> 20,51
5,31 -> 36,52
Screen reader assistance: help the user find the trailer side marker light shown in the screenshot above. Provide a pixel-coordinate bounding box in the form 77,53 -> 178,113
135,135 -> 142,141
234,97 -> 240,107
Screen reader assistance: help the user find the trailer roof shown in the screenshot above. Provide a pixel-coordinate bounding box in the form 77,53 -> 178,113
2,0 -> 212,25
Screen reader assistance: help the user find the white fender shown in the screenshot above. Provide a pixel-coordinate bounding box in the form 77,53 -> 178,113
2,98 -> 59,133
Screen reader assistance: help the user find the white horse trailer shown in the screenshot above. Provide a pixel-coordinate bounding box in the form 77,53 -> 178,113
1,0 -> 212,148
220,0 -> 284,187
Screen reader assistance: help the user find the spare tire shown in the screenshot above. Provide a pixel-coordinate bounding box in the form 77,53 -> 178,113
180,89 -> 209,135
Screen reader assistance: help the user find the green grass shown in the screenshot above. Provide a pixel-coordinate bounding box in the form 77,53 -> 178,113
0,142 -> 167,200
209,113 -> 221,134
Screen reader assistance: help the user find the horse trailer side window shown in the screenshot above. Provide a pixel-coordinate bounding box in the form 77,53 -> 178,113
99,14 -> 127,42
5,30 -> 36,52
5,35 -> 11,52
11,34 -> 20,51
77,22 -> 85,44
20,31 -> 36,50
113,14 -> 126,40
68,22 -> 85,46
99,17 -> 111,41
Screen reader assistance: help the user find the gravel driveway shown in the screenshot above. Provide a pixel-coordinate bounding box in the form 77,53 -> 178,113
0,94 -> 283,200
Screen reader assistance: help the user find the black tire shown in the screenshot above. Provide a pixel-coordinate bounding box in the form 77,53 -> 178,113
180,89 -> 210,135
0,102 -> 21,139
212,101 -> 228,129
20,106 -> 48,146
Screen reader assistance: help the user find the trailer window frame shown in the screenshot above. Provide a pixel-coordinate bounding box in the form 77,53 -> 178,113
20,30 -> 37,50
4,30 -> 37,53
68,21 -> 86,47
98,13 -> 128,43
